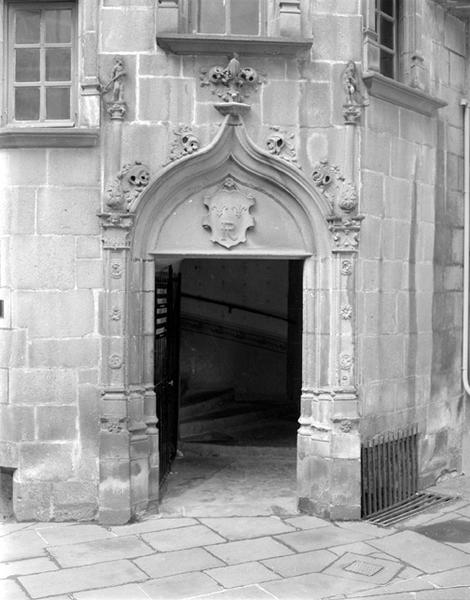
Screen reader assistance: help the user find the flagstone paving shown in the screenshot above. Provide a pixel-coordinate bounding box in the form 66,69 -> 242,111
2,476 -> 470,599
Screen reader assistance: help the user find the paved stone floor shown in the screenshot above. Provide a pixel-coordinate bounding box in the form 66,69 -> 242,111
3,470 -> 470,600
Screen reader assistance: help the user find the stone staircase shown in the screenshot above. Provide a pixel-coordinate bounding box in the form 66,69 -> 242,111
179,387 -> 297,446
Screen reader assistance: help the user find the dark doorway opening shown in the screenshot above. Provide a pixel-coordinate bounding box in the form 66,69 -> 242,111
155,258 -> 303,512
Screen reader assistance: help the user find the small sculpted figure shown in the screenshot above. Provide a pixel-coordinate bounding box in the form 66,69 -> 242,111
103,56 -> 126,103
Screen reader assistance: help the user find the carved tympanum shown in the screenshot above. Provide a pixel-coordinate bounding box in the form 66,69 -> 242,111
200,53 -> 263,103
105,161 -> 150,211
202,177 -> 255,249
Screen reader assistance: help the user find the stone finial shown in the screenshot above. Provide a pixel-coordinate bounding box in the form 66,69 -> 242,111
169,126 -> 200,162
342,61 -> 367,124
266,127 -> 300,167
101,56 -> 127,120
200,53 -> 263,104
105,161 -> 150,211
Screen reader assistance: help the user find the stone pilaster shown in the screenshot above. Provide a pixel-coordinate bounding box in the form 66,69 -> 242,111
98,213 -> 134,525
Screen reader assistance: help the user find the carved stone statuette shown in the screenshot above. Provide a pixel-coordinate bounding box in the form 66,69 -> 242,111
266,127 -> 300,167
105,161 -> 150,211
342,61 -> 367,124
200,53 -> 263,103
101,56 -> 127,120
169,126 -> 200,161
202,177 -> 255,249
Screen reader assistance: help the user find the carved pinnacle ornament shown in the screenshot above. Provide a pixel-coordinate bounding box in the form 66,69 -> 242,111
200,53 -> 263,103
169,125 -> 200,162
312,160 -> 358,215
312,160 -> 364,252
266,127 -> 300,167
105,161 -> 150,211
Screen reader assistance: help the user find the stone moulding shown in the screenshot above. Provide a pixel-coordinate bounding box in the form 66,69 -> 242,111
362,72 -> 447,116
0,128 -> 99,148
156,34 -> 313,56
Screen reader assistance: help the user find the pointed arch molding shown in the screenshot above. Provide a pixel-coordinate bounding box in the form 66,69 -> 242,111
130,116 -> 331,259
97,116 -> 363,525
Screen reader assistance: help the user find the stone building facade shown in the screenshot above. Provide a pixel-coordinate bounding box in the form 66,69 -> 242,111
0,0 -> 469,524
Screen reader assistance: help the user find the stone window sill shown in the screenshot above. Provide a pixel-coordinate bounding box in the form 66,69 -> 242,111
156,34 -> 313,56
0,128 -> 100,148
362,72 -> 447,117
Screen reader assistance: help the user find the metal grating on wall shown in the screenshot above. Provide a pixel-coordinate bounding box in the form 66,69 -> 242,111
361,424 -> 419,518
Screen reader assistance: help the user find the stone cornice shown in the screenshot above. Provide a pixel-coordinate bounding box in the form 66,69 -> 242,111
431,0 -> 470,17
156,34 -> 313,56
0,128 -> 100,148
362,72 -> 447,116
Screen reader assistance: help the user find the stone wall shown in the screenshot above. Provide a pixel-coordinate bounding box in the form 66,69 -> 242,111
0,0 -> 468,521
0,145 -> 102,520
358,2 -> 467,487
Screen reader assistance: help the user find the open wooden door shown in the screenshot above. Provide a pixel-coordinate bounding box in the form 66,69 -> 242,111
155,265 -> 181,485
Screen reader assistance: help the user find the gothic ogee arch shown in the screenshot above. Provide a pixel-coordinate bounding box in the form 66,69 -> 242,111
98,115 -> 362,524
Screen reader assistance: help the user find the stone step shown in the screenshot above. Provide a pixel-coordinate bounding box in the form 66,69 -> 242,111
180,388 -> 235,421
179,405 -> 268,439
179,441 -> 297,460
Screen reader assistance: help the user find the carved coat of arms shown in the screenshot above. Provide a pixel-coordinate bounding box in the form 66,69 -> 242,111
202,177 -> 255,249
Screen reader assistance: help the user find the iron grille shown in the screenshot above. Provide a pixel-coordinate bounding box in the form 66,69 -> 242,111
361,424 -> 418,518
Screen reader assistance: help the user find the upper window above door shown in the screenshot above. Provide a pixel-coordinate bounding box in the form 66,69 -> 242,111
156,0 -> 313,56
191,0 -> 266,36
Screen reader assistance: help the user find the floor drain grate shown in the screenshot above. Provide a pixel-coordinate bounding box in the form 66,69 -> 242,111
365,492 -> 457,527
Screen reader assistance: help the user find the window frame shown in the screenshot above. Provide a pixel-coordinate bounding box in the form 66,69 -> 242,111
6,0 -> 77,127
188,0 -> 267,37
374,0 -> 398,80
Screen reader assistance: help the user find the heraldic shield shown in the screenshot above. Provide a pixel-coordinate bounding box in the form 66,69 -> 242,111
202,177 -> 256,249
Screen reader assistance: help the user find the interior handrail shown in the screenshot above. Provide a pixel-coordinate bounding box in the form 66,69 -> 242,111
181,292 -> 290,322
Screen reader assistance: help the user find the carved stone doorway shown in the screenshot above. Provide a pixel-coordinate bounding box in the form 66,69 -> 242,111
158,256 -> 303,512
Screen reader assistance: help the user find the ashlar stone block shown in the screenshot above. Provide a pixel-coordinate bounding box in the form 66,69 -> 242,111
10,236 -> 75,290
36,406 -> 77,441
15,291 -> 95,338
37,188 -> 100,235
9,369 -> 76,405
29,338 -> 100,369
101,8 -> 155,52
20,442 -> 75,481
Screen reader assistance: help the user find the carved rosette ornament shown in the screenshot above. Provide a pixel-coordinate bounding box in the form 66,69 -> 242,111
105,162 -> 150,212
342,60 -> 367,125
101,416 -> 128,433
169,126 -> 200,162
200,53 -> 263,105
202,177 -> 255,249
266,127 -> 300,167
